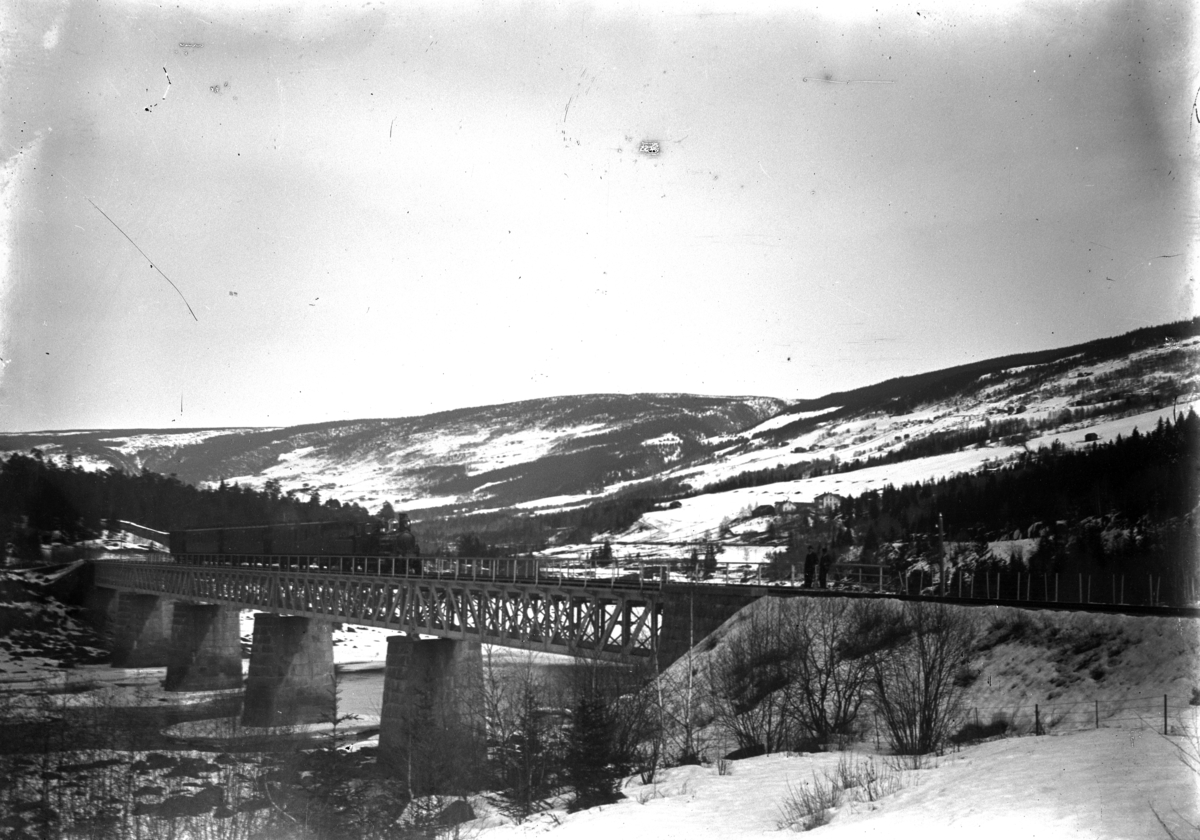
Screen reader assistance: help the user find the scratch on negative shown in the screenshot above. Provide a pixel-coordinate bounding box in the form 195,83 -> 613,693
564,96 -> 573,122
87,199 -> 198,321
803,77 -> 895,84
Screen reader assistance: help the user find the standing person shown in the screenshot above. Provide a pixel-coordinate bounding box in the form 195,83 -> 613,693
803,545 -> 816,588
818,545 -> 831,589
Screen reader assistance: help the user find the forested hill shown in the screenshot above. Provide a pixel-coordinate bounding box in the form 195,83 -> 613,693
828,409 -> 1199,591
0,453 -> 375,560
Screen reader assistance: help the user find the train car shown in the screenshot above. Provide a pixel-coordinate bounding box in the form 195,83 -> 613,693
168,520 -> 421,564
223,526 -> 269,555
169,527 -> 224,555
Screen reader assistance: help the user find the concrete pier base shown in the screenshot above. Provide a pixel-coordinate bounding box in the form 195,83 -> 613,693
165,603 -> 242,691
378,636 -> 484,791
241,615 -> 334,727
657,588 -> 758,668
83,586 -> 118,639
110,593 -> 174,668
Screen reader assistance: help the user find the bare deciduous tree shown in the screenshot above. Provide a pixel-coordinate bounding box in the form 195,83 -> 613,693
783,598 -> 874,749
867,601 -> 976,762
705,600 -> 797,755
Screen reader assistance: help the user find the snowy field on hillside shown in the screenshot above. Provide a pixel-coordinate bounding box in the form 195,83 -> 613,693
219,419 -> 618,510
666,386 -> 1200,497
738,406 -> 842,437
99,429 -> 266,455
471,728 -> 1198,840
607,402 -> 1200,546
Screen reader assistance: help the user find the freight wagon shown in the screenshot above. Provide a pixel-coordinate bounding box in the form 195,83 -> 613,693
168,520 -> 420,561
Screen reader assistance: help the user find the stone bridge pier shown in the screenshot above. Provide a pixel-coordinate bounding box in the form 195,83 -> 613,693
92,590 -> 242,690
87,564 -> 764,758
378,635 -> 485,790
91,590 -> 339,726
242,614 -> 335,727
165,602 -> 242,691
109,592 -> 175,668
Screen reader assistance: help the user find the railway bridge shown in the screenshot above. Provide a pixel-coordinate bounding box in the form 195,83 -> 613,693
87,551 -> 1192,774
87,555 -> 759,764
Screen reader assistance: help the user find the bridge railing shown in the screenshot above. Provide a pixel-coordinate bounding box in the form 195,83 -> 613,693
118,552 -> 1193,610
168,553 -> 666,591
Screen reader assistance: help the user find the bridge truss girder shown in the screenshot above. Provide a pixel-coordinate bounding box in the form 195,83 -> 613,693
92,561 -> 661,661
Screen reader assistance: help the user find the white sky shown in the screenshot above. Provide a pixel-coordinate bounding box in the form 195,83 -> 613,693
0,0 -> 1195,431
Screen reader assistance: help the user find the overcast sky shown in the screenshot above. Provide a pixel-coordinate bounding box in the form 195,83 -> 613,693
0,0 -> 1194,432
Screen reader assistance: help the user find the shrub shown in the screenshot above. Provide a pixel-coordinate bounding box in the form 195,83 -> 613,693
706,602 -> 797,755
776,755 -> 906,831
868,602 -> 977,759
776,774 -> 842,831
784,599 -> 875,747
950,714 -> 1009,745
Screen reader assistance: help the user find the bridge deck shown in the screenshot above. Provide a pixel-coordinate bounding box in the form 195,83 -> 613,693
92,558 -> 664,661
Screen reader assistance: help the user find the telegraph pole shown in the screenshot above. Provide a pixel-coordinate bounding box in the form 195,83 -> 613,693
938,512 -> 946,597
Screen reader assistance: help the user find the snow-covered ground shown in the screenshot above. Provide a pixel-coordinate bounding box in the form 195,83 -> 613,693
466,598 -> 1200,839
471,727 -> 1198,840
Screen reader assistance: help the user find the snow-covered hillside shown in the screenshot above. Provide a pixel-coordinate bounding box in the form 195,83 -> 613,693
1,322 -> 1194,543
501,596 -> 1193,840
604,400 -> 1198,549
0,395 -> 785,514
669,336 -> 1200,493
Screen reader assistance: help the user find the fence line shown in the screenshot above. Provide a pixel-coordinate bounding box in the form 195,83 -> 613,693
698,694 -> 1198,763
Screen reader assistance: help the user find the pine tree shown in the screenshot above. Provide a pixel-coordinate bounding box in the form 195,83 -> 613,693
564,691 -> 618,811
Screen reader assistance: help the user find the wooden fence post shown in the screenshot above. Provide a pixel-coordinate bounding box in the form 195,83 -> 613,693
1035,704 -> 1040,736
1165,694 -> 1169,736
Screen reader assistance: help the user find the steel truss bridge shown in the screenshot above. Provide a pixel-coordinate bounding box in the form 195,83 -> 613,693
92,555 -> 666,661
92,552 -> 1198,666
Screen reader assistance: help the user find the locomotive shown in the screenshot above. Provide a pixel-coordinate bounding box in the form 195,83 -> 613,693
168,518 -> 420,561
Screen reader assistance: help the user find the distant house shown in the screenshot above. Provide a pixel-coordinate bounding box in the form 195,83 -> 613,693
1084,432 -> 1100,442
815,492 -> 842,511
776,500 -> 802,515
751,504 -> 777,518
